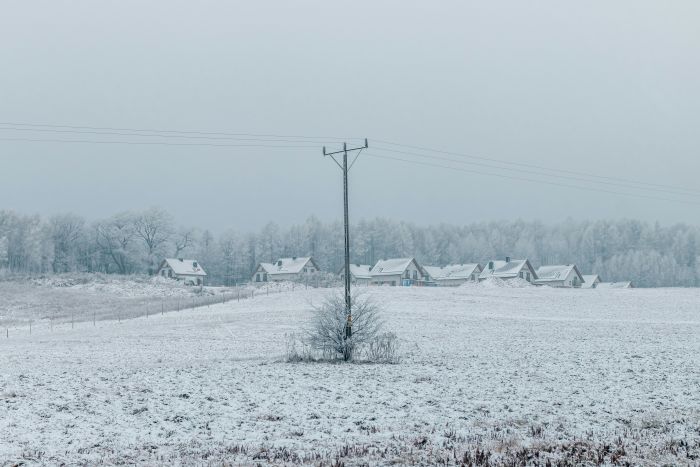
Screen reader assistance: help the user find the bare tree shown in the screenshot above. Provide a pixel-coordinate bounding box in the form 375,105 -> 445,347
49,213 -> 85,273
134,207 -> 174,274
94,212 -> 137,274
173,227 -> 195,258
307,292 -> 383,361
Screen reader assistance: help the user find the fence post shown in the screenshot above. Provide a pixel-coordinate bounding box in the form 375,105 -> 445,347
161,300 -> 164,316
237,289 -> 240,302
6,328 -> 8,338
71,311 -> 74,329
29,321 -> 32,335
93,310 -> 96,326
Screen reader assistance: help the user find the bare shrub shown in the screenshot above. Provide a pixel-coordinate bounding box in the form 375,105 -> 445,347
287,291 -> 399,363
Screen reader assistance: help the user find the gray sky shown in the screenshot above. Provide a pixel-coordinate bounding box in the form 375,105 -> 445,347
1,1 -> 699,231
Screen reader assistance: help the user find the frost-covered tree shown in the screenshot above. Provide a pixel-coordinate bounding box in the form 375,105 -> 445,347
134,207 -> 174,274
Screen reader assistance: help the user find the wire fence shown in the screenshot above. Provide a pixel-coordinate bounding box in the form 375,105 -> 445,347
1,281 -> 328,339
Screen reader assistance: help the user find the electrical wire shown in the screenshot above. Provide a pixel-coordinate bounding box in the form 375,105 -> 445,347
367,146 -> 700,199
0,121 -> 359,142
0,125 -> 352,145
363,151 -> 700,206
0,137 -> 319,149
372,139 -> 700,196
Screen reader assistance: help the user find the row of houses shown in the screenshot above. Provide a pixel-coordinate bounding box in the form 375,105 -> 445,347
156,256 -> 633,289
251,256 -> 633,289
356,258 -> 634,288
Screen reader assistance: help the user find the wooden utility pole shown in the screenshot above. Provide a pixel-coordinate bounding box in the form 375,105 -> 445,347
323,139 -> 368,348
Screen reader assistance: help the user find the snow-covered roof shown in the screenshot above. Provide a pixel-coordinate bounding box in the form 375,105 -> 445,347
597,281 -> 634,289
162,258 -> 207,276
371,258 -> 420,276
339,264 -> 372,279
259,257 -> 316,275
581,274 -> 601,288
535,264 -> 584,283
479,259 -> 537,280
424,264 -> 481,281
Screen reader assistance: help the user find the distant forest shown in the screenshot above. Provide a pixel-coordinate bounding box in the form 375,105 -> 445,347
1,208 -> 699,287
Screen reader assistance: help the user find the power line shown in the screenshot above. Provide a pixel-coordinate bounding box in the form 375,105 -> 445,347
0,137 -> 319,149
372,139 -> 700,196
0,121 -> 360,143
368,146 -> 700,199
0,125 -> 353,145
364,151 -> 700,206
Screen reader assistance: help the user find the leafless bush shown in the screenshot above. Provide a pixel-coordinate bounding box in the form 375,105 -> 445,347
306,291 -> 383,362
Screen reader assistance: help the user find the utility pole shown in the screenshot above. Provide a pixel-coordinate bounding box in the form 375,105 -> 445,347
324,139 -> 368,351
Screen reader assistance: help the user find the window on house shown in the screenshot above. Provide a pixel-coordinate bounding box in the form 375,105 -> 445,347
526,272 -> 531,282
303,268 -> 307,273
263,273 -> 268,282
405,271 -> 410,279
256,273 -> 261,282
519,271 -> 524,279
413,270 -> 418,280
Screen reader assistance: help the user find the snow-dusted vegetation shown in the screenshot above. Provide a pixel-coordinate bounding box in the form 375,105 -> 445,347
1,284 -> 698,465
2,209 -> 700,287
0,274 -> 262,327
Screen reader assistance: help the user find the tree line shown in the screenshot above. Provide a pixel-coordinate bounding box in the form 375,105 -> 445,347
1,208 -> 699,287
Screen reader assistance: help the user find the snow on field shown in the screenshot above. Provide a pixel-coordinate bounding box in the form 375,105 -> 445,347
0,274 -> 289,327
1,284 -> 699,465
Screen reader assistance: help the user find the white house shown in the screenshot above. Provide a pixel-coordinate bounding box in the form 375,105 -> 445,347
370,258 -> 427,286
581,274 -> 602,289
479,257 -> 538,284
597,281 -> 634,289
338,264 -> 373,285
251,257 -> 320,283
157,258 -> 207,286
534,264 -> 585,288
423,263 -> 482,286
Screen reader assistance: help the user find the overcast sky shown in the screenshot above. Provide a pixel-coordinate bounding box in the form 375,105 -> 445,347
1,1 -> 699,231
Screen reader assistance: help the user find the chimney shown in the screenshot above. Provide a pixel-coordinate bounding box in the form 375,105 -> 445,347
505,256 -> 511,263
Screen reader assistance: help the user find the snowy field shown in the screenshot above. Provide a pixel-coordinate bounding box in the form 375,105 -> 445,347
1,283 -> 699,465
0,274 -> 279,328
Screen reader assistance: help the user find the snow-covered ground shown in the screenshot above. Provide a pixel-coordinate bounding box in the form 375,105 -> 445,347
1,283 -> 699,465
0,274 -> 285,327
